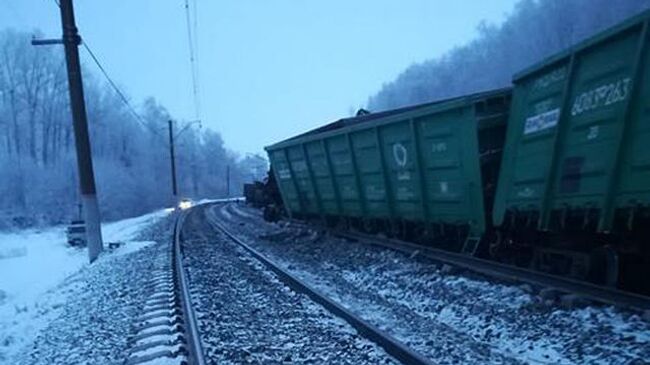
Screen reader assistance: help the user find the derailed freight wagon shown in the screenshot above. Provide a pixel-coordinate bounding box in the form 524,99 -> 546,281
492,10 -> 650,292
264,9 -> 650,294
266,89 -> 511,253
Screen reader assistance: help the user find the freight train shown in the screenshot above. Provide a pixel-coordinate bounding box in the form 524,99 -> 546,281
262,10 -> 650,294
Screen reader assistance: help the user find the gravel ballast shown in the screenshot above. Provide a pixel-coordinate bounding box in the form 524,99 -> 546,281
213,202 -> 650,365
181,206 -> 398,365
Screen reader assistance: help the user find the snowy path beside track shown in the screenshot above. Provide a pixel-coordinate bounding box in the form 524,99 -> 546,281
181,205 -> 399,365
215,203 -> 650,365
0,210 -> 173,364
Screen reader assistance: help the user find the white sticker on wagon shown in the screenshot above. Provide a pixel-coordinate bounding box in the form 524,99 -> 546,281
440,181 -> 449,194
393,143 -> 408,168
278,169 -> 291,179
524,108 -> 561,135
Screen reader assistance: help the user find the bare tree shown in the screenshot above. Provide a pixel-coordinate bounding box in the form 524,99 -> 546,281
0,30 -> 250,227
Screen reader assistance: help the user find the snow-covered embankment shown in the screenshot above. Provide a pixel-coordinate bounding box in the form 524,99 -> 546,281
0,209 -> 169,361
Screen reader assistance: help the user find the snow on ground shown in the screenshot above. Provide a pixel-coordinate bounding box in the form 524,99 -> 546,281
102,209 -> 169,254
182,206 -> 397,365
15,216 -> 174,365
194,197 -> 244,206
217,203 -> 650,365
0,209 -> 169,362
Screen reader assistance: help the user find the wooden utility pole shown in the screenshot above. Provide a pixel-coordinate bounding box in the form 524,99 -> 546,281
226,165 -> 230,198
34,0 -> 103,262
168,120 -> 179,204
61,0 -> 103,262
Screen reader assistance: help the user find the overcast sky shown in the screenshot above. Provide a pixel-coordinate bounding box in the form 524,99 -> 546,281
0,0 -> 518,154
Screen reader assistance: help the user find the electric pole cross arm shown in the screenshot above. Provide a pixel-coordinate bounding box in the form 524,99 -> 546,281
33,0 -> 104,263
31,38 -> 64,46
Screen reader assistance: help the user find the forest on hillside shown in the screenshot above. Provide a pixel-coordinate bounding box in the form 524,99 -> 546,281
3,0 -> 650,228
368,0 -> 650,110
0,31 -> 266,227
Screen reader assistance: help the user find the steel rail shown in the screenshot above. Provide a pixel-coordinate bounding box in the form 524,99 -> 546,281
335,230 -> 650,312
173,211 -> 207,365
205,207 -> 435,365
224,203 -> 650,312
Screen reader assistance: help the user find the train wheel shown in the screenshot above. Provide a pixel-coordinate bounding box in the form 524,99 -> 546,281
362,219 -> 378,234
389,220 -> 403,239
588,245 -> 619,287
333,217 -> 348,232
413,225 -> 431,245
263,204 -> 281,222
487,231 -> 503,259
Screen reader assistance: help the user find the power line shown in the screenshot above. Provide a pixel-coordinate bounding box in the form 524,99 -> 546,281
81,41 -> 166,139
48,0 -> 164,139
193,0 -> 200,87
193,0 -> 200,110
184,0 -> 200,120
48,0 -> 199,143
184,0 -> 201,122
83,40 -> 200,143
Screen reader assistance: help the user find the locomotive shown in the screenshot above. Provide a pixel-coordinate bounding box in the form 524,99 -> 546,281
243,170 -> 284,222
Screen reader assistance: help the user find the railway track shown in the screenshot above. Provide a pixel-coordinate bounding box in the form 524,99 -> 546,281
125,211 -> 206,365
174,212 -> 207,365
224,202 -> 650,312
129,204 -> 430,364
203,206 -> 434,365
332,230 -> 650,312
126,201 -> 648,365
271,217 -> 650,312
218,202 -> 650,363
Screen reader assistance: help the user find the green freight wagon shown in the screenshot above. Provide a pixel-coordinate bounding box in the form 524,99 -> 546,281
493,10 -> 650,291
266,89 -> 511,252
